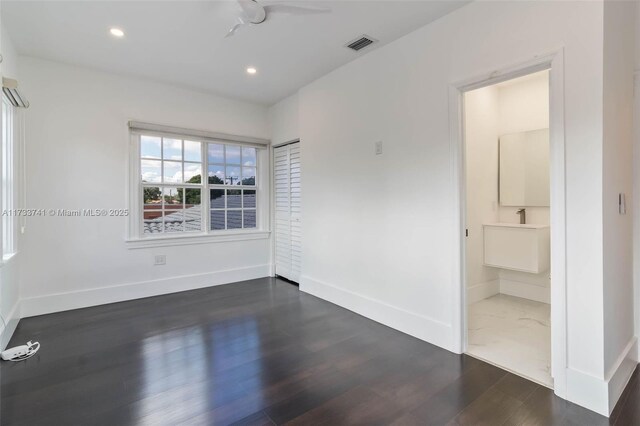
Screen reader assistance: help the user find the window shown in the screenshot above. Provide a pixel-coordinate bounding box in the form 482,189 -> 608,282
133,131 -> 262,240
141,136 -> 203,235
207,144 -> 257,231
1,96 -> 15,258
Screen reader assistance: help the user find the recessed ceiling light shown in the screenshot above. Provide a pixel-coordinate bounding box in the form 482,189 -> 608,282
246,67 -> 257,75
110,28 -> 125,38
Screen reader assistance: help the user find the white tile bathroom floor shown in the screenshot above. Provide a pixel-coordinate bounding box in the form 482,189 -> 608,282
466,293 -> 552,388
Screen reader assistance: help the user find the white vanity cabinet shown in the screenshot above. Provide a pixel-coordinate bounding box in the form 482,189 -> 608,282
483,223 -> 550,273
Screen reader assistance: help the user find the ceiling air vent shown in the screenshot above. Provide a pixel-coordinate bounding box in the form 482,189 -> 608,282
345,35 -> 377,52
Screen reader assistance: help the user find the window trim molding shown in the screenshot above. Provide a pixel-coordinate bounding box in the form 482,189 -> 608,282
125,230 -> 270,249
128,121 -> 269,147
126,126 -> 271,246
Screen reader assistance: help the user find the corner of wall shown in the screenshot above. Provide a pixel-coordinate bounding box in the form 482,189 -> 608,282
268,92 -> 300,145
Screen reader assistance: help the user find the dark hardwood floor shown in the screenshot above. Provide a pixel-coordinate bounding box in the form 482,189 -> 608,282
1,277 -> 637,425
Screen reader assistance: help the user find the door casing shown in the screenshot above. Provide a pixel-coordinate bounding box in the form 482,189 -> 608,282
448,50 -> 567,398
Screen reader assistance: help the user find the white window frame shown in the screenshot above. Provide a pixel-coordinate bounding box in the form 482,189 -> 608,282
1,95 -> 16,261
126,127 -> 270,248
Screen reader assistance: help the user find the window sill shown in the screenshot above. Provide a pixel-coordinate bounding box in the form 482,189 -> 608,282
125,230 -> 270,249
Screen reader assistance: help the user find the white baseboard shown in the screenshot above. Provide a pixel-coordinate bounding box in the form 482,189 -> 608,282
20,264 -> 271,318
564,336 -> 638,417
300,275 -> 453,351
0,300 -> 21,350
499,278 -> 550,303
565,367 -> 609,416
467,280 -> 499,304
606,336 -> 638,414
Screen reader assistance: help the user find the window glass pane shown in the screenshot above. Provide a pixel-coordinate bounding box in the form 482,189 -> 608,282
163,138 -> 182,161
210,189 -> 225,209
184,140 -> 201,162
210,210 -> 225,230
226,145 -> 241,164
141,136 -> 161,159
243,190 -> 256,208
208,165 -> 225,184
141,160 -> 161,183
208,144 -> 224,164
227,189 -> 241,208
143,187 -> 162,208
242,167 -> 256,186
164,210 -> 184,233
163,161 -> 182,183
184,163 -> 202,183
242,147 -> 256,166
184,201 -> 202,232
163,187 -> 183,210
225,166 -> 241,185
243,210 -> 256,229
144,211 -> 163,234
184,188 -> 201,207
184,205 -> 202,232
227,210 -> 242,229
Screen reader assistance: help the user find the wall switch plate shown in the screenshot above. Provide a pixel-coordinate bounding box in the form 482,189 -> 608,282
619,193 -> 626,215
375,141 -> 383,155
154,255 -> 166,265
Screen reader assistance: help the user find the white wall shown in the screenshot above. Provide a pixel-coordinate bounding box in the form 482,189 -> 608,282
278,0 -> 628,415
17,57 -> 271,316
1,22 -> 18,78
602,0 -> 636,409
269,93 -> 299,146
463,86 -> 500,303
0,20 -> 23,348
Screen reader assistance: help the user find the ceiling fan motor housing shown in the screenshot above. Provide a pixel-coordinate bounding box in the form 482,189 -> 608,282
241,0 -> 267,24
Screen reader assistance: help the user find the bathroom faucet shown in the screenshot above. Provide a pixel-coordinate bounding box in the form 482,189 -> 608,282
516,208 -> 526,224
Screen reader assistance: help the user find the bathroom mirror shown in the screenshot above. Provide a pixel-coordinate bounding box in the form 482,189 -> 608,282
499,128 -> 550,206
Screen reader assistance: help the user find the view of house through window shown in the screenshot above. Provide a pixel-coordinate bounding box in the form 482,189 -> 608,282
208,143 -> 256,230
139,134 -> 258,236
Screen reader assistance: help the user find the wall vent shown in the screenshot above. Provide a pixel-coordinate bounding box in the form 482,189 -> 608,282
345,35 -> 377,52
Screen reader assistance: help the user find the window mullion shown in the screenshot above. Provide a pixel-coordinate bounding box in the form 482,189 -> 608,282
181,139 -> 185,184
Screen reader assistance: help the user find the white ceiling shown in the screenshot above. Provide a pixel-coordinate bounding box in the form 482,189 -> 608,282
3,1 -> 468,105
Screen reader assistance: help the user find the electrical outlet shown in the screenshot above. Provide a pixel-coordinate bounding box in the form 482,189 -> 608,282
375,141 -> 383,155
154,255 -> 166,265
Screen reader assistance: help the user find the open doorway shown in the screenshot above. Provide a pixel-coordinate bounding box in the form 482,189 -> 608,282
463,70 -> 552,387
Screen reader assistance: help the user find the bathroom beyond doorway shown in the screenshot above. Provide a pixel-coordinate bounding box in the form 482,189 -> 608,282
463,70 -> 552,387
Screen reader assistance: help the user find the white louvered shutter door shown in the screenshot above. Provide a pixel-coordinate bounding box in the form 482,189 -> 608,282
289,143 -> 302,282
274,142 -> 301,283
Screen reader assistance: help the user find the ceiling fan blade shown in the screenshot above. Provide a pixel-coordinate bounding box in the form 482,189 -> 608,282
225,24 -> 240,38
225,18 -> 248,38
263,3 -> 331,16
